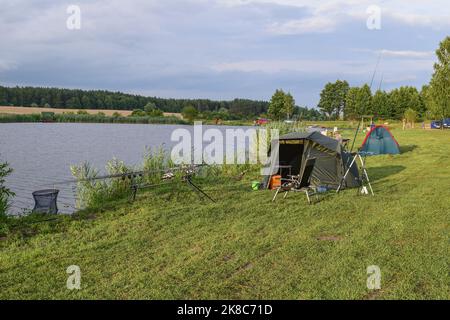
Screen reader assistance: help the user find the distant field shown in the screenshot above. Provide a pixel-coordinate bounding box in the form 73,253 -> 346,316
0,106 -> 182,119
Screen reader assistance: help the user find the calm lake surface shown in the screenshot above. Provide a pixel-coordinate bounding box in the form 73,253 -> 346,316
0,123 -> 249,214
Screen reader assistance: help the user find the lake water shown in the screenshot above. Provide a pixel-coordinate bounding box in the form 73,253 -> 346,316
0,123 -> 250,214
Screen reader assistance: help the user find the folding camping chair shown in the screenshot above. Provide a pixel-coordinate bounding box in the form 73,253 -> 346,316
272,158 -> 318,204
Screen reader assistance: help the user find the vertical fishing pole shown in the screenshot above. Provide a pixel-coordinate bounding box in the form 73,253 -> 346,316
369,52 -> 383,89
378,73 -> 384,92
350,51 -> 383,153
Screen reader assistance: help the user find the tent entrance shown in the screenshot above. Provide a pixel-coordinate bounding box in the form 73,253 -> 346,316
278,140 -> 304,178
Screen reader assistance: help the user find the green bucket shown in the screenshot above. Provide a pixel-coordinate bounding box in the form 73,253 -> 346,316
251,181 -> 261,191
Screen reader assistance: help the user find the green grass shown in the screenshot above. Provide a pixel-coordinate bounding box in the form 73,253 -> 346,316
0,127 -> 449,299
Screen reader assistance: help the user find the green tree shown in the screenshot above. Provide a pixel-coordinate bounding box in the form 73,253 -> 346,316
104,96 -> 114,109
372,90 -> 391,119
81,95 -> 91,109
284,92 -> 295,119
66,97 -> 81,109
318,80 -> 349,119
404,108 -> 417,128
358,84 -> 373,116
0,86 -> 7,105
131,109 -> 146,117
420,85 -> 435,120
389,86 -> 423,120
344,84 -> 372,120
144,102 -> 163,117
268,89 -> 286,120
144,102 -> 157,113
428,36 -> 450,123
182,105 -> 198,121
344,87 -> 359,120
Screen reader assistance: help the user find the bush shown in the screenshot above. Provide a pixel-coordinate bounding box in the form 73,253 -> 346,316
0,159 -> 14,218
404,108 -> 417,128
131,109 -> 146,117
41,112 -> 55,121
144,103 -> 164,117
0,222 -> 9,237
71,159 -> 132,209
182,105 -> 198,122
71,147 -> 183,209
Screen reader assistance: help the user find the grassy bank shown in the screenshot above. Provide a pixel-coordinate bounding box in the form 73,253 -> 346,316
0,127 -> 449,299
0,106 -> 183,118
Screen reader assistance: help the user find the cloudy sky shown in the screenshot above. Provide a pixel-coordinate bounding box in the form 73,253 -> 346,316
0,0 -> 449,107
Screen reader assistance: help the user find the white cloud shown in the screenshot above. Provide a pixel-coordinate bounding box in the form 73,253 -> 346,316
217,0 -> 450,34
211,57 -> 434,78
212,59 -> 372,75
387,11 -> 450,29
384,75 -> 418,84
380,50 -> 434,59
267,16 -> 337,34
0,59 -> 17,72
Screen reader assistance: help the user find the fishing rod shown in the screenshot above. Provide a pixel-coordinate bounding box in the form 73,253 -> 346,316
349,52 -> 383,153
47,163 -> 209,186
369,51 -> 383,89
378,73 -> 384,92
128,164 -> 215,203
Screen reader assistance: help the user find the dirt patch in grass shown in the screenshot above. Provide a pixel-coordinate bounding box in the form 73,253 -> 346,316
363,289 -> 383,300
316,235 -> 344,241
223,254 -> 234,261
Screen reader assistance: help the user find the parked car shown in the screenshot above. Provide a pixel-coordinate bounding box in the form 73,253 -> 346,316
431,120 -> 442,129
444,119 -> 450,129
431,118 -> 450,129
255,118 -> 269,126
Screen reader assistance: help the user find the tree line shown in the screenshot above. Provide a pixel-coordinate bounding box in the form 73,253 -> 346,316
317,36 -> 450,121
318,82 -> 428,120
0,85 -> 323,121
0,86 -> 268,119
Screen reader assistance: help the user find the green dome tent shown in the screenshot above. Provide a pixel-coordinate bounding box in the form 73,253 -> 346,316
361,125 -> 400,155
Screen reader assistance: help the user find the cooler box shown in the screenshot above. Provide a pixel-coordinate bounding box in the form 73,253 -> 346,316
269,175 -> 281,190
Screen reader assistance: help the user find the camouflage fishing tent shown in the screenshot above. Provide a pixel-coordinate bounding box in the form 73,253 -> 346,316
262,132 -> 361,190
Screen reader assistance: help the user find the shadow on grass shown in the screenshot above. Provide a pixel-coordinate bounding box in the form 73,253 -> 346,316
400,144 -> 418,154
368,165 -> 406,182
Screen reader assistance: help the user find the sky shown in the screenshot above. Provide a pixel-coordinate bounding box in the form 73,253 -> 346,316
0,0 -> 449,107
